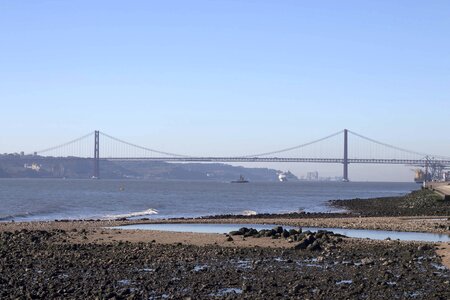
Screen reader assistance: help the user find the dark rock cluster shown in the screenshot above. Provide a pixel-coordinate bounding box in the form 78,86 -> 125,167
228,226 -> 344,251
331,189 -> 450,217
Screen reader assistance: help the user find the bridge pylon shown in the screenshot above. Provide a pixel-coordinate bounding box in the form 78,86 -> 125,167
93,130 -> 100,179
343,129 -> 349,182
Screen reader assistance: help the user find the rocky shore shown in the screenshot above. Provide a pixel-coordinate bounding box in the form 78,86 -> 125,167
1,229 -> 449,299
1,189 -> 450,299
330,189 -> 450,217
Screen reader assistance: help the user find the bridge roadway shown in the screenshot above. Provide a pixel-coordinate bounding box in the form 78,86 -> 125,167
102,157 -> 450,165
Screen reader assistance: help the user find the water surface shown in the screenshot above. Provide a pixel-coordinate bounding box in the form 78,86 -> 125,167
115,223 -> 450,242
0,179 -> 417,221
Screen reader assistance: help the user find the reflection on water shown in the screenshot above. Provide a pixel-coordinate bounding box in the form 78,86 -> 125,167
114,223 -> 450,242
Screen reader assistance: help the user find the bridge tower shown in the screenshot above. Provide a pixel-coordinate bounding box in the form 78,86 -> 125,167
93,130 -> 100,179
343,129 -> 349,182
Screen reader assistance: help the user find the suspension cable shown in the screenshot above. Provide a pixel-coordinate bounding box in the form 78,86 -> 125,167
348,130 -> 450,160
242,130 -> 345,157
34,132 -> 95,154
100,132 -> 190,157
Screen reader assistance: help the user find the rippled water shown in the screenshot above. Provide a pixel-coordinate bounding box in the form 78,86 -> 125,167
0,179 -> 417,221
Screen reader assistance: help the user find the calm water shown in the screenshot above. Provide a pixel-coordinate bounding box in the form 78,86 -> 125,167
114,223 -> 450,242
0,179 -> 417,222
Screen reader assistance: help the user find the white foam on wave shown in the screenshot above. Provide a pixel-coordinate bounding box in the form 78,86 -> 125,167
241,210 -> 257,216
104,208 -> 159,220
0,212 -> 33,221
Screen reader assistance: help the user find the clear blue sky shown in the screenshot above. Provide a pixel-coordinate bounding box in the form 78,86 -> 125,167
1,0 -> 449,181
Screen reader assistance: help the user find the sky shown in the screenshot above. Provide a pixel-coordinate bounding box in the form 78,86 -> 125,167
1,0 -> 449,181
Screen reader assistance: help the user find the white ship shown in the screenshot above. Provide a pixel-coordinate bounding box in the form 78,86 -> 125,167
278,173 -> 287,182
278,171 -> 296,182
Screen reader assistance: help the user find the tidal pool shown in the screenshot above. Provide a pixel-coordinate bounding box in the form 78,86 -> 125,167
113,223 -> 450,242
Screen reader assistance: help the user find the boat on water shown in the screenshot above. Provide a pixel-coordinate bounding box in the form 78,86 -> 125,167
231,175 -> 249,183
277,171 -> 297,182
414,169 -> 426,184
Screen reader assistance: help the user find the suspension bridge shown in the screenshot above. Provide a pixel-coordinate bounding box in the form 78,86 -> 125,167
23,129 -> 450,181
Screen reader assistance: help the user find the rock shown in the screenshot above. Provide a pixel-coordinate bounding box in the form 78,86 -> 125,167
288,229 -> 298,236
294,238 -> 311,250
306,234 -> 316,244
360,258 -> 374,266
226,236 -> 233,242
242,283 -> 252,292
291,283 -> 304,293
244,228 -> 258,237
417,244 -> 432,251
229,231 -> 242,236
315,231 -> 325,239
274,226 -> 284,234
238,227 -> 250,234
307,240 -> 321,251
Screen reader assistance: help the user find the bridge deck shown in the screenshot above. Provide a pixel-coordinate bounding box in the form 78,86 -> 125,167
101,157 -> 450,165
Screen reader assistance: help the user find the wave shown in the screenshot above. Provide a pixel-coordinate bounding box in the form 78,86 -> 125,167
104,208 -> 159,220
241,210 -> 257,216
0,212 -> 33,221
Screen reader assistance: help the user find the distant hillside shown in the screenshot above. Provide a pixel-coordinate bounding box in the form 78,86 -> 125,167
0,155 -> 298,182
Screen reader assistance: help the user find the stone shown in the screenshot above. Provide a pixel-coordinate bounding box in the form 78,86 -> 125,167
294,238 -> 310,250
274,226 -> 284,234
229,231 -> 242,236
291,283 -> 304,293
307,240 -> 321,251
417,244 -> 432,251
360,258 -> 374,266
242,283 -> 252,292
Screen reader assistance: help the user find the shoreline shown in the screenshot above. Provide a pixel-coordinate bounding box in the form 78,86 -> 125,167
1,189 -> 450,298
1,219 -> 449,299
2,214 -> 449,236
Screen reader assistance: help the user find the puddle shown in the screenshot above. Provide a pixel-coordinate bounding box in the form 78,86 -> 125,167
234,259 -> 252,269
194,264 -> 208,272
336,280 -> 353,285
431,263 -> 447,270
149,294 -> 170,300
405,291 -> 422,298
209,288 -> 243,296
117,279 -> 132,285
139,268 -> 155,272
113,223 -> 450,242
297,261 -> 324,268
